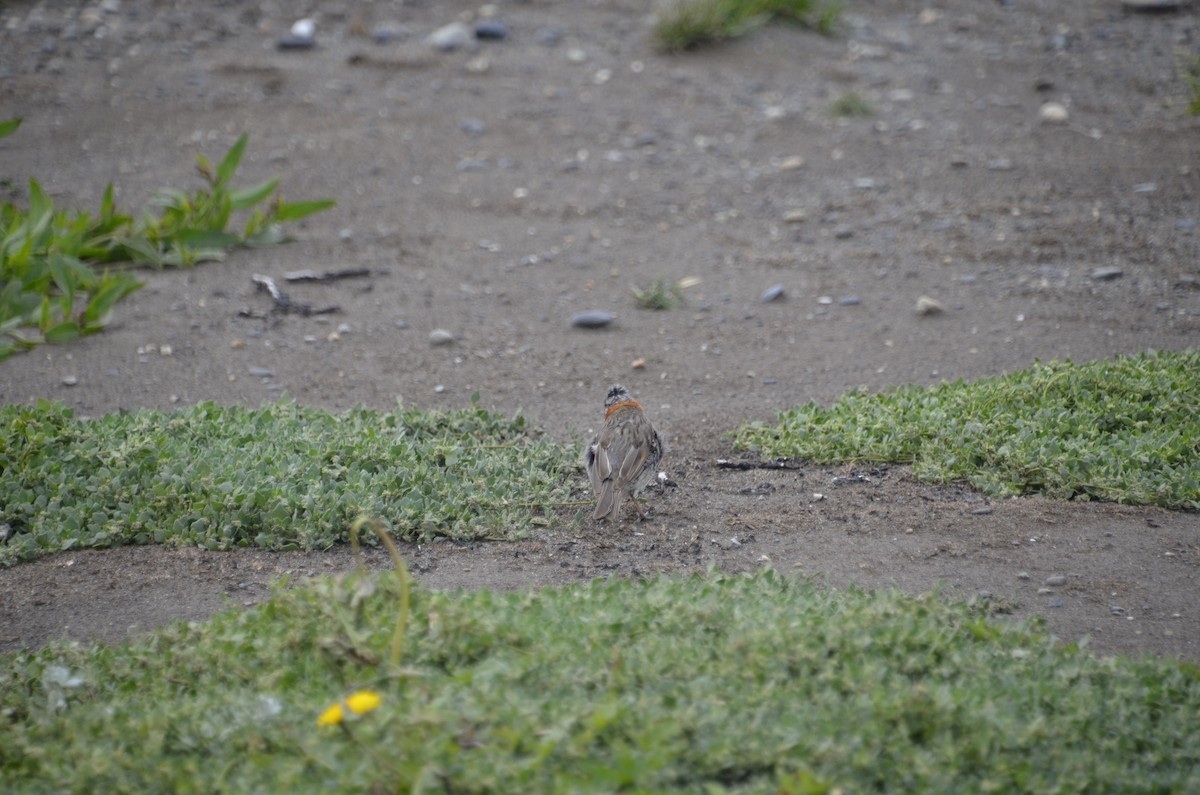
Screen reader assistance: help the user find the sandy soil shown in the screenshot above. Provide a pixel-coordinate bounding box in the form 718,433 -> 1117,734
1,0 -> 1197,660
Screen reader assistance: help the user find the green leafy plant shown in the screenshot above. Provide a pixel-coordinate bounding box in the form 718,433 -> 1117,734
2,570 -> 1198,792
654,0 -> 840,52
0,122 -> 334,360
734,351 -> 1200,508
828,90 -> 874,117
1182,51 -> 1200,116
0,399 -> 578,565
630,276 -> 698,310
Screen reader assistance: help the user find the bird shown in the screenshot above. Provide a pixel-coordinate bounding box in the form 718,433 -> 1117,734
584,384 -> 664,522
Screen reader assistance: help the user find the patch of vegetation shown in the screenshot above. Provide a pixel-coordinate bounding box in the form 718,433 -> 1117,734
1182,51 -> 1200,115
734,350 -> 1200,509
0,120 -> 334,360
0,399 -> 577,565
2,570 -> 1198,792
654,0 -> 840,52
631,276 -> 698,310
828,90 -> 875,117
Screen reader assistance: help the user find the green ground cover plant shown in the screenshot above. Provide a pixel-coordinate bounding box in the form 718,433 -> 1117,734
734,350 -> 1200,509
0,120 -> 334,360
0,399 -> 577,565
654,0 -> 840,52
2,570 -> 1197,793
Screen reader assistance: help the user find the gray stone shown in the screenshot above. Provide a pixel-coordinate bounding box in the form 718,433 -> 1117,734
571,310 -> 614,328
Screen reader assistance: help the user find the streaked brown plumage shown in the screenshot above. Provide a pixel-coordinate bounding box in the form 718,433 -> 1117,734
584,384 -> 664,521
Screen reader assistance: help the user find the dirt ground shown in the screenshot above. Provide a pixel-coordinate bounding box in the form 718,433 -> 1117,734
1,0 -> 1197,660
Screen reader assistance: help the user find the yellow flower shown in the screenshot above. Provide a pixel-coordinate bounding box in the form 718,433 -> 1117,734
317,690 -> 382,727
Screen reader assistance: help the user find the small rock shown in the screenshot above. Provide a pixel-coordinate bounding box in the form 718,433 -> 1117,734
1048,597 -> 1064,608
778,155 -> 805,171
248,367 -> 274,378
1089,266 -> 1124,281
474,19 -> 508,40
429,329 -> 455,345
838,295 -> 861,306
971,506 -> 993,515
535,28 -> 562,47
916,295 -> 944,315
278,18 -> 316,49
1017,571 -> 1031,580
631,357 -> 646,369
1038,101 -> 1069,124
761,284 -> 785,303
427,22 -> 472,51
1176,273 -> 1200,290
833,227 -> 854,239
1133,182 -> 1157,193
987,158 -> 1014,171
62,375 -> 79,386
434,384 -> 445,394
1045,574 -> 1067,587
1121,0 -> 1187,12
1111,606 -> 1125,616
372,20 -> 410,44
783,209 -> 807,223
571,310 -> 614,329
461,118 -> 486,135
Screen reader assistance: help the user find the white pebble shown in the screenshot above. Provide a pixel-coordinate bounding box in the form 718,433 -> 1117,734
290,18 -> 315,39
1038,101 -> 1069,124
916,295 -> 944,315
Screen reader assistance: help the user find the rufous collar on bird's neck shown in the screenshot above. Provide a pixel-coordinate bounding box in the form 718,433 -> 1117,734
604,399 -> 642,419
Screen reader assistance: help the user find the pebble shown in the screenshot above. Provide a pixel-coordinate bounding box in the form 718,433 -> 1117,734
372,21 -> 410,44
783,209 -> 807,223
1038,101 -> 1069,124
1045,574 -> 1067,587
1047,597 -> 1064,608
474,20 -> 508,40
987,158 -> 1014,171
427,22 -> 472,51
535,28 -> 562,47
62,375 -> 79,386
1111,606 -> 1125,616
916,295 -> 944,315
571,310 -> 614,329
429,329 -> 455,345
761,284 -> 785,303
778,156 -> 805,171
1017,571 -> 1031,580
631,357 -> 646,369
1122,0 -> 1188,11
248,367 -> 274,378
1089,266 -> 1124,281
971,506 -> 993,515
278,18 -> 316,50
838,295 -> 861,306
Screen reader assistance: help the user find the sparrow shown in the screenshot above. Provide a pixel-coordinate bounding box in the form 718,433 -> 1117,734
584,384 -> 664,522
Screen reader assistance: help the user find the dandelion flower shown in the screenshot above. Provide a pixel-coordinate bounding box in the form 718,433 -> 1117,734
317,689 -> 382,726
